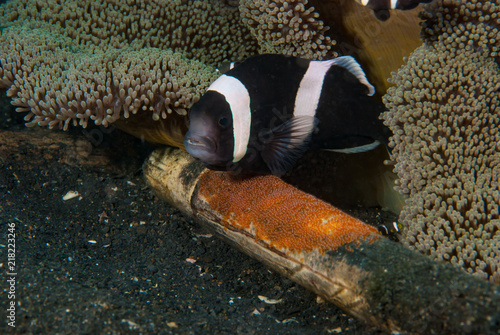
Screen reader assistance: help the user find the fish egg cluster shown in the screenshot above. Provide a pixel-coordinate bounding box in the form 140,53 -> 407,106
382,0 -> 500,282
197,172 -> 378,254
239,0 -> 337,59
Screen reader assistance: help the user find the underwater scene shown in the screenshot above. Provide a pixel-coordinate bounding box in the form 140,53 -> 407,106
1,0 -> 499,333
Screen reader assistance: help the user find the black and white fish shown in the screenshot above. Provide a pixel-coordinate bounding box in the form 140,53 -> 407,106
184,54 -> 390,176
356,0 -> 433,20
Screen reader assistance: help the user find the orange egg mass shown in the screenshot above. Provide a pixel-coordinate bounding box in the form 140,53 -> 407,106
196,171 -> 380,253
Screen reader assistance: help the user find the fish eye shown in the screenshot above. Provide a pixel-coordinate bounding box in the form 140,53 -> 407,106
218,117 -> 229,128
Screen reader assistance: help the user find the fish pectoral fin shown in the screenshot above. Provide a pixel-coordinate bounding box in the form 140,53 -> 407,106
261,116 -> 317,175
324,140 -> 381,154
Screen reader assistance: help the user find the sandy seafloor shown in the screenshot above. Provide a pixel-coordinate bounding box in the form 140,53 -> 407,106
0,93 -> 396,334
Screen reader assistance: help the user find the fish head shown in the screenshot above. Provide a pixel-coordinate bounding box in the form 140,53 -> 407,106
184,91 -> 235,167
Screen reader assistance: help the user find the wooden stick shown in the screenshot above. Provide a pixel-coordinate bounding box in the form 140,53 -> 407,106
144,148 -> 500,333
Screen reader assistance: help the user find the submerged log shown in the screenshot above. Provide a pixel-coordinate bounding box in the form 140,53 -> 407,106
144,148 -> 500,334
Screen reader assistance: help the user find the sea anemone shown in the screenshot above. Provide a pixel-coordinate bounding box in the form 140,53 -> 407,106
382,0 -> 500,282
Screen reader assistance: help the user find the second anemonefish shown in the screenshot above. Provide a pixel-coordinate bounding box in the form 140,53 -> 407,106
184,54 -> 390,176
356,0 -> 434,20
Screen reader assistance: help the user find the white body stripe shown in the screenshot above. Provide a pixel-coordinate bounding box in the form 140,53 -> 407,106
207,74 -> 251,163
293,59 -> 333,128
291,60 -> 334,140
293,56 -> 375,135
358,0 -> 401,9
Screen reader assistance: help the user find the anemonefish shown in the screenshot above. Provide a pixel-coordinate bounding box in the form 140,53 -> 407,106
356,0 -> 433,20
184,54 -> 390,176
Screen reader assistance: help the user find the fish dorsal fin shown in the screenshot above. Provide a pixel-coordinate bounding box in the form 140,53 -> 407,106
331,56 -> 375,96
216,61 -> 237,74
261,116 -> 318,176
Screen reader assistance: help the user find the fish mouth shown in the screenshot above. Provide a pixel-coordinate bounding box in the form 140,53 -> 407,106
184,134 -> 221,164
185,135 -> 216,152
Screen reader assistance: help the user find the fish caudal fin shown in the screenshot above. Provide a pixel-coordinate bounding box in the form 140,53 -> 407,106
261,116 -> 318,175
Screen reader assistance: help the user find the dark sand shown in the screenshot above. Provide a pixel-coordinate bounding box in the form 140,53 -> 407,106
1,95 -> 394,334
